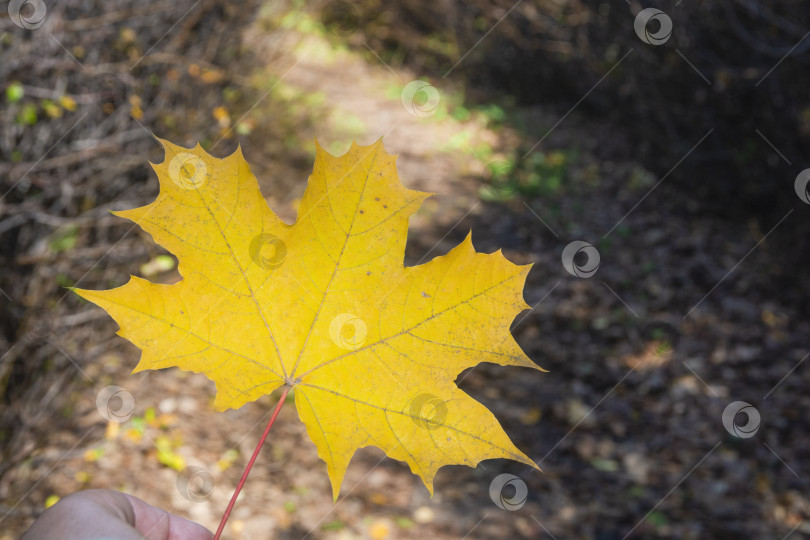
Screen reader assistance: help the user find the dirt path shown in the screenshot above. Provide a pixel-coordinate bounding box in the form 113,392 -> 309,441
262,31 -> 497,229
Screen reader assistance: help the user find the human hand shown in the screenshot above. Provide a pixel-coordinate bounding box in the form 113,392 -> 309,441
21,489 -> 213,540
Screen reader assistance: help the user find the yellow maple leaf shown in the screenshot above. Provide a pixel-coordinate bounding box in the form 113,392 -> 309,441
75,139 -> 543,498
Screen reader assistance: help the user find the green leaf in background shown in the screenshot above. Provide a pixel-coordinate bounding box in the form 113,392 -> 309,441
6,82 -> 24,103
48,225 -> 79,253
139,255 -> 177,277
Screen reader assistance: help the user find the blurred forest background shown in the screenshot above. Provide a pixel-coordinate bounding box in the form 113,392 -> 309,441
2,0 -> 810,538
